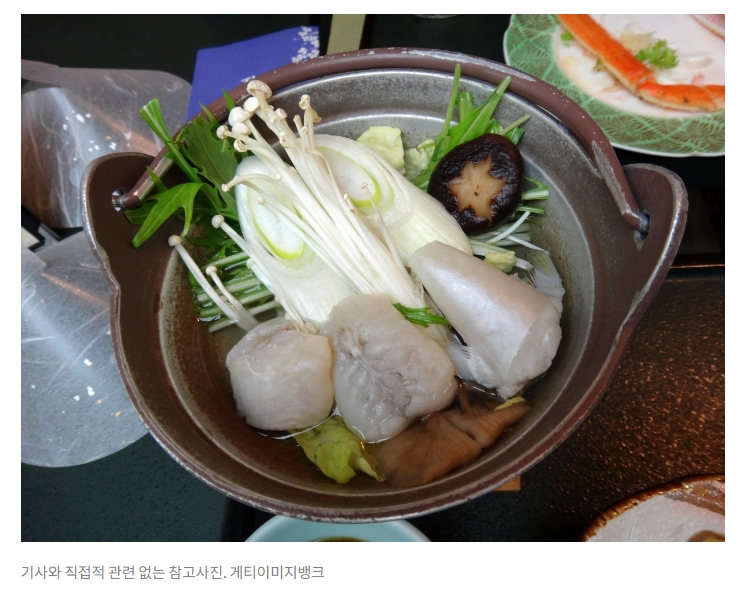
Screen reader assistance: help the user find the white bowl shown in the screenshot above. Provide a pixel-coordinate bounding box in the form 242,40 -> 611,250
246,516 -> 430,542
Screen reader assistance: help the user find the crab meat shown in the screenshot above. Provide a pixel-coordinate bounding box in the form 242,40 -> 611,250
557,14 -> 724,112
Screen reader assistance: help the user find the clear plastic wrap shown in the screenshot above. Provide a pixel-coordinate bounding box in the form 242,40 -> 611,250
21,60 -> 190,228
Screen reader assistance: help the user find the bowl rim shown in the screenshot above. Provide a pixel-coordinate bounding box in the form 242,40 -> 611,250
246,516 -> 431,542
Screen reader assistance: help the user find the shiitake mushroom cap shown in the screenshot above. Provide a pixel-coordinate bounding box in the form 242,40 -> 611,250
427,133 -> 524,234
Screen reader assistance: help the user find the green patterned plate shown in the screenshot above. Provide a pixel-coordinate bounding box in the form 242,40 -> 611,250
504,14 -> 725,157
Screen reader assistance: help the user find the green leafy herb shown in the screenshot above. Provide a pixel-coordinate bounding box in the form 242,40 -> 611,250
186,219 -> 241,252
222,90 -> 236,112
178,115 -> 240,214
393,303 -> 450,327
444,75 -> 511,153
124,198 -> 156,225
503,126 -> 525,144
129,96 -> 243,248
457,90 -> 476,121
147,166 -> 169,194
635,39 -> 679,69
129,183 -> 209,248
561,31 -> 574,44
199,104 -> 218,126
139,99 -> 201,184
486,119 -> 502,135
411,64 -> 516,190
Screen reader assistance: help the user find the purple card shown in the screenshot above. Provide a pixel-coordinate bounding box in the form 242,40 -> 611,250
187,26 -> 319,120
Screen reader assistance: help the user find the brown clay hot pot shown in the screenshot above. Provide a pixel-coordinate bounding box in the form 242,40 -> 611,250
81,49 -> 687,522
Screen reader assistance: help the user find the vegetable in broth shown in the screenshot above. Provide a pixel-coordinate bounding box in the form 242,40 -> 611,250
126,66 -> 563,486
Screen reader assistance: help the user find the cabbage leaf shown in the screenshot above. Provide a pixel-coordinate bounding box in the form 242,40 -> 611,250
293,416 -> 383,484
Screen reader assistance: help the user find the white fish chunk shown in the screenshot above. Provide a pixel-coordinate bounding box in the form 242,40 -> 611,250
409,241 -> 562,399
322,294 -> 457,443
226,318 -> 334,431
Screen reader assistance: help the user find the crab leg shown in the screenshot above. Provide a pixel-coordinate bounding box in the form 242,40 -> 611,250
636,80 -> 724,112
556,14 -> 725,112
557,14 -> 652,93
705,85 -> 725,109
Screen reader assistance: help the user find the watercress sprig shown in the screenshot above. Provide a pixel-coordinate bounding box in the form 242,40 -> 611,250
127,98 -> 242,248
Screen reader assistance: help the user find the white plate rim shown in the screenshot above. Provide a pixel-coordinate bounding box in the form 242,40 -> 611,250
246,516 -> 431,542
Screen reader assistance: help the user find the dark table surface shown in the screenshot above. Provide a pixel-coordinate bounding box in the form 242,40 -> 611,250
21,14 -> 724,542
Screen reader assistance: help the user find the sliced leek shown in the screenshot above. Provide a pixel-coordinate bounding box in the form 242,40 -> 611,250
315,134 -> 472,264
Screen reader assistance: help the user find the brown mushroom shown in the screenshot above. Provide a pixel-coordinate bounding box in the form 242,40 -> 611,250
444,382 -> 531,448
427,133 -> 524,234
372,381 -> 531,488
373,413 -> 482,488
